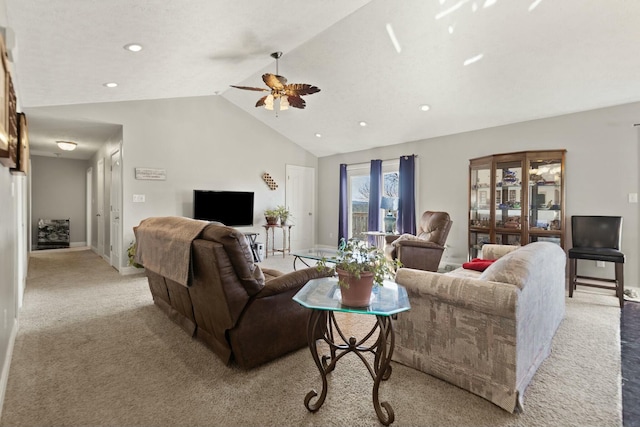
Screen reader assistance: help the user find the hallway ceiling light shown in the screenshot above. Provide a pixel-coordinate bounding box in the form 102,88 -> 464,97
56,141 -> 77,151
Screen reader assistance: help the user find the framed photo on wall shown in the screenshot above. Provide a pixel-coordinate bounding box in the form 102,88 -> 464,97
0,33 -> 9,167
14,112 -> 29,174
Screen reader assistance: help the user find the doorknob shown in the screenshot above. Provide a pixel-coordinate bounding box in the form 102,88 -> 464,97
115,216 -> 120,220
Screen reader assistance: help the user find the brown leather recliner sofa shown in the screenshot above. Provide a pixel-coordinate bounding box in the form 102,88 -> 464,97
134,216 -> 331,369
384,211 -> 453,272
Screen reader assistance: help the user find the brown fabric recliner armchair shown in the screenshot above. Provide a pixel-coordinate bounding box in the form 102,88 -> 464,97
384,211 -> 452,272
135,218 -> 332,369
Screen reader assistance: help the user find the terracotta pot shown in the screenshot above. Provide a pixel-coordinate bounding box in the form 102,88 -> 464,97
336,269 -> 374,307
265,216 -> 279,225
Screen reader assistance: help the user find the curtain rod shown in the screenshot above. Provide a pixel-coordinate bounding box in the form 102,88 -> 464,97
343,154 -> 418,167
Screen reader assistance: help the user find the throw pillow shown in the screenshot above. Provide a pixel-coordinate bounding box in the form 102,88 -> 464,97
462,258 -> 496,272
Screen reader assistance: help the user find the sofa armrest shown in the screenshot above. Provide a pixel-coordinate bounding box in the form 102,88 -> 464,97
395,268 -> 518,319
385,235 -> 400,245
395,240 -> 444,250
257,267 -> 333,298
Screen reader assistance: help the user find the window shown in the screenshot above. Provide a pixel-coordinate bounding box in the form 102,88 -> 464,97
347,160 -> 399,239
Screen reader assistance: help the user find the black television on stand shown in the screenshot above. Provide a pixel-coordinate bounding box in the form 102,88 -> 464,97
193,190 -> 254,227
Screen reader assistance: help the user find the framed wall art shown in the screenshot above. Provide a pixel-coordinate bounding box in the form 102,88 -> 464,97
0,33 -> 9,167
12,112 -> 29,174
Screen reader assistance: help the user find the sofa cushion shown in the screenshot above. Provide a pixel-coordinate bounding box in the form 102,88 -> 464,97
201,224 -> 265,295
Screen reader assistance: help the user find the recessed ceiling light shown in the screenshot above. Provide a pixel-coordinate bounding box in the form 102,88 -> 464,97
359,121 -> 367,127
103,82 -> 118,88
124,43 -> 143,52
420,104 -> 431,111
315,133 -> 322,138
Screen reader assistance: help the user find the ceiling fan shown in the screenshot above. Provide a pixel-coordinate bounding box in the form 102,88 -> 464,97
230,52 -> 320,111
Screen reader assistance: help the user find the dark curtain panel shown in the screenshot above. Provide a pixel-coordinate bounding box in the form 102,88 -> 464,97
367,159 -> 383,245
338,164 -> 348,245
397,155 -> 416,235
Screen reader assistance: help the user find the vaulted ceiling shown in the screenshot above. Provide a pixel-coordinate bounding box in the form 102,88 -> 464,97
6,0 -> 640,159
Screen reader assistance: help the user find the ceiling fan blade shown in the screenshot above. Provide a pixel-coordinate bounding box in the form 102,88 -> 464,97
286,95 -> 306,109
262,73 -> 287,90
255,96 -> 267,107
285,83 -> 320,97
230,85 -> 269,92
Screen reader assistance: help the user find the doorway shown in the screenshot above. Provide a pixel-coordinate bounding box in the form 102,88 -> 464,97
110,150 -> 121,270
86,167 -> 92,249
97,158 -> 105,258
285,165 -> 315,250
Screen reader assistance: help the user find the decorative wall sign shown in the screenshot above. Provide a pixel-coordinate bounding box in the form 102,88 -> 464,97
135,167 -> 166,180
262,172 -> 278,190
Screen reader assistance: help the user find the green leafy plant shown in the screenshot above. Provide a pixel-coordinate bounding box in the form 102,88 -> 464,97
127,241 -> 143,268
275,205 -> 291,225
317,238 -> 400,288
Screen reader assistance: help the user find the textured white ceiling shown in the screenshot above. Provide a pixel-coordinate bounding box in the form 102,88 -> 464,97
6,0 -> 640,158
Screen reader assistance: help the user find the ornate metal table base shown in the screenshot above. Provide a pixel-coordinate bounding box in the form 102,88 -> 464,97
304,310 -> 396,425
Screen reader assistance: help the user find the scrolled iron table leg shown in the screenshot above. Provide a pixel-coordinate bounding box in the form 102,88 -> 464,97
371,316 -> 395,425
304,310 -> 329,412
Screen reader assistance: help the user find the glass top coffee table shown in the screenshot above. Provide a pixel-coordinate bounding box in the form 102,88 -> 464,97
293,277 -> 410,425
291,247 -> 339,270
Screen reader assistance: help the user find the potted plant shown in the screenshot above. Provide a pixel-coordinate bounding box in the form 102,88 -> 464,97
264,209 -> 279,225
275,205 -> 291,225
127,241 -> 143,269
317,238 -> 401,307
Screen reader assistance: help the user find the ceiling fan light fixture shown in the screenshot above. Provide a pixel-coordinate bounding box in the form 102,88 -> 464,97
280,95 -> 289,110
56,141 -> 77,151
264,94 -> 274,110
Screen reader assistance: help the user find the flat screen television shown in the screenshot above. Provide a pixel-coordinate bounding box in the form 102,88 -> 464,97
193,190 -> 254,227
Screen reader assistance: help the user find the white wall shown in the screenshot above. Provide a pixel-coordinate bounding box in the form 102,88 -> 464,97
30,156 -> 90,248
25,95 -> 319,270
318,102 -> 640,287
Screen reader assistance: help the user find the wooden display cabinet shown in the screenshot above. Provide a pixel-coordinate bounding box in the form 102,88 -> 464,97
468,150 -> 566,259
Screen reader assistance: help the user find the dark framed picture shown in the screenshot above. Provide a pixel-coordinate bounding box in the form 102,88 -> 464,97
0,33 -> 9,167
15,112 -> 28,174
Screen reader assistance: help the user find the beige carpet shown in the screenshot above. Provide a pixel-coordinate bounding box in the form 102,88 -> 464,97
0,249 -> 622,426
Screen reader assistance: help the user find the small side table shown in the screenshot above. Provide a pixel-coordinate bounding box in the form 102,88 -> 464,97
293,277 -> 410,425
262,224 -> 293,258
243,232 -> 259,262
363,231 -> 395,250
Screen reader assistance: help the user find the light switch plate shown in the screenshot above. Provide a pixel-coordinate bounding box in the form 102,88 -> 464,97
629,193 -> 638,203
133,194 -> 145,203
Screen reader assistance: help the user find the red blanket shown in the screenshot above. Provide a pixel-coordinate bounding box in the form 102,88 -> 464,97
462,258 -> 496,272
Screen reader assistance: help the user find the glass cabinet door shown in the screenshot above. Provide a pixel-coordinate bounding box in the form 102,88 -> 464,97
470,162 -> 492,228
495,159 -> 523,231
528,155 -> 564,245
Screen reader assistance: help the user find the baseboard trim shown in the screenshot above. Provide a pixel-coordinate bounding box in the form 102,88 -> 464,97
120,266 -> 145,276
0,317 -> 18,419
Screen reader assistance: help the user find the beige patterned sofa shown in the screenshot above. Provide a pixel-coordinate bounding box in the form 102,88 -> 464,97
392,242 -> 566,412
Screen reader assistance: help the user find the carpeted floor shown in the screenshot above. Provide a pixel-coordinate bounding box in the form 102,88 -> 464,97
0,249 -> 623,426
621,300 -> 640,427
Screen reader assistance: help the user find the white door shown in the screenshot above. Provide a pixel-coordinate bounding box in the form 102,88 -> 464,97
97,158 -> 105,256
16,176 -> 25,309
110,150 -> 122,270
86,167 -> 92,249
286,165 -> 315,250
